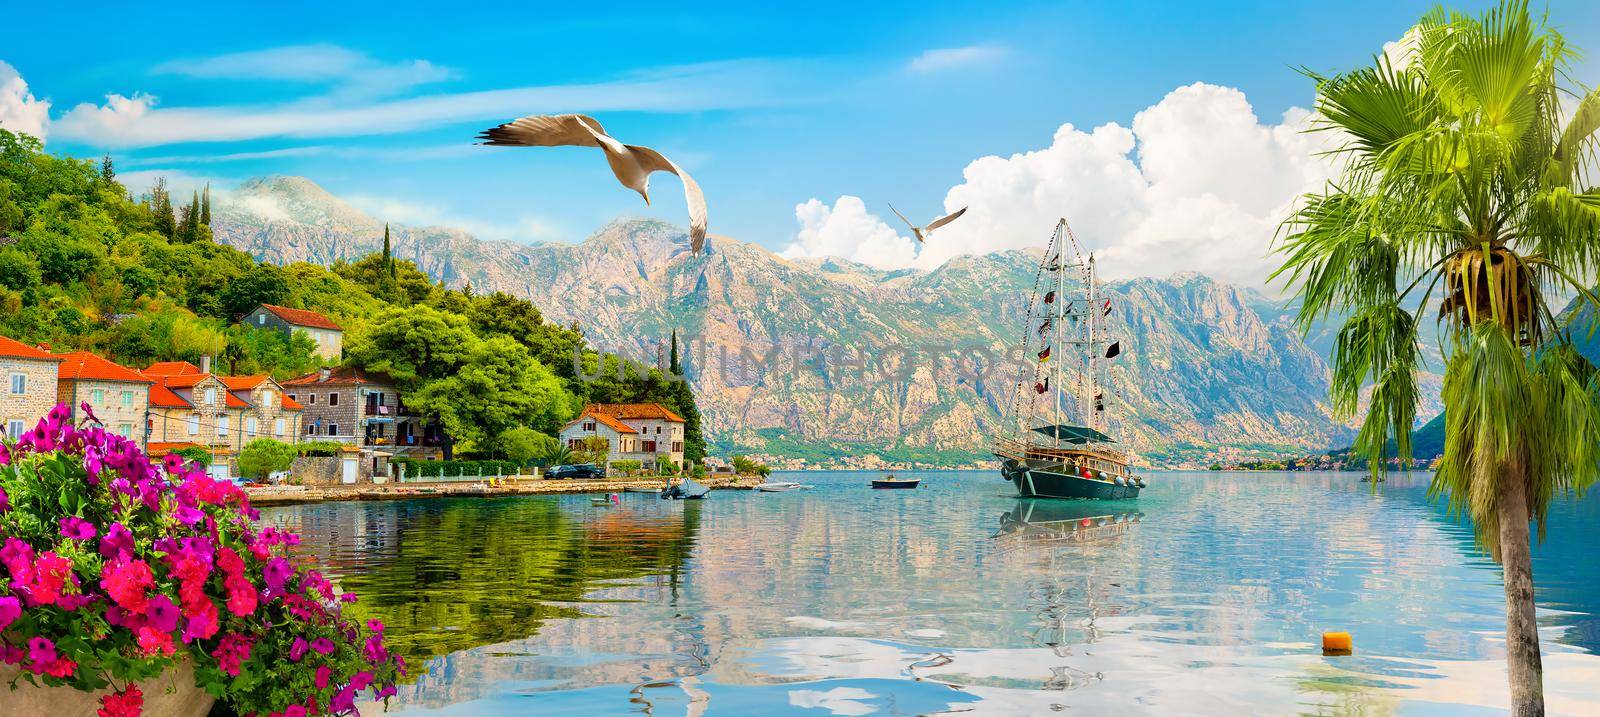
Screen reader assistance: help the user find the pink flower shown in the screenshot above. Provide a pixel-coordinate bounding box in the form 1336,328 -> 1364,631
314,664 -> 332,690
310,637 -> 335,655
0,596 -> 20,633
0,487 -> 8,512
27,636 -> 55,669
263,558 -> 292,592
135,626 -> 175,657
289,637 -> 309,662
143,594 -> 180,633
180,600 -> 219,643
101,559 -> 154,612
284,707 -> 307,717
98,523 -> 135,561
59,516 -> 97,541
79,401 -> 102,425
44,656 -> 77,678
28,552 -> 72,605
210,633 -> 253,677
96,684 -> 142,717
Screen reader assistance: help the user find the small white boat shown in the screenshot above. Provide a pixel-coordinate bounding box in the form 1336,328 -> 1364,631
755,482 -> 805,492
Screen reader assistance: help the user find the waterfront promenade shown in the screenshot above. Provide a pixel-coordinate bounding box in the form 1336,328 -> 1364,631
245,474 -> 764,505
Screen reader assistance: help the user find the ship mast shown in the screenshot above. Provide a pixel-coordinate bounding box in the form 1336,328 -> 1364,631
1051,221 -> 1066,450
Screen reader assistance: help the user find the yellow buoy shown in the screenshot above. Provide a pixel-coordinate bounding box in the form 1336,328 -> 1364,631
1322,631 -> 1353,656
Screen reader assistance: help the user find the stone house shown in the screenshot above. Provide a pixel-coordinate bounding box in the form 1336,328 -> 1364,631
219,374 -> 304,443
54,352 -> 152,446
558,403 -> 686,472
0,335 -> 62,440
142,360 -> 305,477
282,366 -> 440,456
239,304 -> 343,361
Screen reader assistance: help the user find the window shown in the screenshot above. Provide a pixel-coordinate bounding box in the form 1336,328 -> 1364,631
204,388 -> 216,405
308,394 -> 316,405
217,415 -> 230,436
117,423 -> 133,438
329,423 -> 339,436
264,390 -> 275,407
673,441 -> 683,452
258,313 -> 267,326
6,420 -> 24,439
288,393 -> 297,403
186,415 -> 199,436
305,424 -> 316,436
245,416 -> 258,435
655,426 -> 661,434
329,392 -> 338,406
8,373 -> 24,395
121,390 -> 134,408
582,421 -> 595,432
274,418 -> 285,436
92,389 -> 105,404
643,440 -> 657,453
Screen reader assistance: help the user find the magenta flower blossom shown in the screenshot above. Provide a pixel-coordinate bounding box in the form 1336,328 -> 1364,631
0,596 -> 20,632
0,486 -> 8,512
59,516 -> 97,541
98,522 -> 135,562
289,637 -> 309,662
310,637 -> 336,655
27,637 -> 55,666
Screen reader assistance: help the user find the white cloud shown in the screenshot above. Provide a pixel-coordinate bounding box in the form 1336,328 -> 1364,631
116,168 -> 228,199
781,82 -> 1342,287
153,44 -> 454,99
52,59 -> 796,149
0,61 -> 51,140
782,195 -> 917,269
907,46 -> 1006,73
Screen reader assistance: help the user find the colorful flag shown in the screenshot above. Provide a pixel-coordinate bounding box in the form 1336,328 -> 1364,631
1102,299 -> 1112,316
1094,392 -> 1105,412
1037,345 -> 1051,362
1044,291 -> 1055,305
1037,318 -> 1052,335
1034,378 -> 1049,394
1105,341 -> 1121,359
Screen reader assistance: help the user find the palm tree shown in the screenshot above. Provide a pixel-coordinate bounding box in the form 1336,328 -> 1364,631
1274,3 -> 1600,714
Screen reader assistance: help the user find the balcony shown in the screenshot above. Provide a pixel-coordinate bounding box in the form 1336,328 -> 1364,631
364,404 -> 410,417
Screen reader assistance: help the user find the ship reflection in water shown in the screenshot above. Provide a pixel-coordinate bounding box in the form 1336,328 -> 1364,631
260,471 -> 1600,716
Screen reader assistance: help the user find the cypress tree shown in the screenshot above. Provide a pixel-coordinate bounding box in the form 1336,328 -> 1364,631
99,155 -> 115,182
383,224 -> 395,278
200,184 -> 211,226
668,330 -> 707,462
150,178 -> 175,238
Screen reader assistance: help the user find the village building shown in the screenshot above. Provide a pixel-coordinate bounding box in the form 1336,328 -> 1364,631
54,351 -> 152,446
0,336 -> 63,440
239,304 -> 344,361
142,359 -> 305,477
283,366 -> 443,457
558,403 -> 686,472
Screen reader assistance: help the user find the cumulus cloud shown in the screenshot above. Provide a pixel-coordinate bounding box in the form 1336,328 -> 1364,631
782,82 -> 1342,287
0,61 -> 51,140
781,196 -> 917,269
907,46 -> 1006,73
153,44 -> 455,99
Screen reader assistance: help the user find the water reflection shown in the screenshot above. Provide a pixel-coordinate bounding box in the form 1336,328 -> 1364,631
260,472 -> 1600,716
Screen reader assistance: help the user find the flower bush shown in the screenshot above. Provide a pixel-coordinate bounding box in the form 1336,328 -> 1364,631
0,404 -> 401,716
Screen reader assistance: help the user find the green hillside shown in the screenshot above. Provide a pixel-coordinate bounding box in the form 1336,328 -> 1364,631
0,129 -> 703,460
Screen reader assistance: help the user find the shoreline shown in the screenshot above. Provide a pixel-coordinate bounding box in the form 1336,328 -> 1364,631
247,475 -> 765,506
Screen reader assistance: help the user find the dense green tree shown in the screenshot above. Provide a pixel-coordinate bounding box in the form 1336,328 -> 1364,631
467,291 -> 584,374
216,263 -> 292,320
200,184 -> 211,227
99,155 -> 115,183
499,426 -> 558,464
0,247 -> 42,294
1274,3 -> 1600,712
335,254 -> 437,306
237,438 -> 297,481
668,330 -> 706,461
406,336 -> 574,453
344,304 -> 479,385
147,178 -> 175,239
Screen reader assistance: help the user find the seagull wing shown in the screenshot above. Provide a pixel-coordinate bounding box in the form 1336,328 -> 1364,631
924,206 -> 968,233
887,204 -> 918,233
476,114 -> 608,147
627,144 -> 708,253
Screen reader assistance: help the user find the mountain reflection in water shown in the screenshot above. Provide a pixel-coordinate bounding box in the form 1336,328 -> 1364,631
261,471 -> 1600,716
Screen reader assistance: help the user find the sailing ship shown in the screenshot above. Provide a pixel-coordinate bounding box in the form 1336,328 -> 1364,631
993,219 -> 1145,500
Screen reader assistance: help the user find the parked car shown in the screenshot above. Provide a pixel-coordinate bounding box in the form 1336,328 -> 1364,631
546,463 -> 605,480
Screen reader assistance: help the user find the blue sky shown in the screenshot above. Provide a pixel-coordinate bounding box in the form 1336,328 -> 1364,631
2,0 -> 1596,281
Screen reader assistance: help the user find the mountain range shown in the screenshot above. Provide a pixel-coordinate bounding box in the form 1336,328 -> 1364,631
211,176 -> 1443,466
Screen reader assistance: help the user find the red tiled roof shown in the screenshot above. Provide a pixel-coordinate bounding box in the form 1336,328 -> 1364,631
54,352 -> 153,384
567,409 -> 638,435
151,373 -> 212,388
282,365 -> 394,387
591,403 -> 686,423
225,392 -> 249,408
0,336 -> 62,362
281,395 -> 304,410
219,375 -> 268,391
146,442 -> 203,456
147,384 -> 192,408
258,304 -> 342,331
144,361 -> 201,376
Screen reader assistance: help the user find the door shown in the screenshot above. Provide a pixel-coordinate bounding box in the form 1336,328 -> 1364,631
340,455 -> 359,484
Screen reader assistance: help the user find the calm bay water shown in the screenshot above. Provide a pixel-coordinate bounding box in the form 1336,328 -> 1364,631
261,471 -> 1600,716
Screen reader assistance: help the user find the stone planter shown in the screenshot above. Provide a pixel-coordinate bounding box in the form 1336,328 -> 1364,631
0,660 -> 214,716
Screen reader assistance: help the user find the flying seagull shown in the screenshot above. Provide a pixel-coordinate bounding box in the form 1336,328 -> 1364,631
888,204 -> 967,243
477,114 -> 708,252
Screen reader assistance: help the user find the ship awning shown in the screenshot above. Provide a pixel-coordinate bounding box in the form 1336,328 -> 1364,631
1031,424 -> 1115,444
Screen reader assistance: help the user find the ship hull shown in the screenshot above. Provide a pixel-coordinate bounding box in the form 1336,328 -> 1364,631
1001,459 -> 1140,500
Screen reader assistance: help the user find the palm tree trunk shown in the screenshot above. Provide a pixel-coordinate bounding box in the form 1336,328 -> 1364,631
1499,460 -> 1544,717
